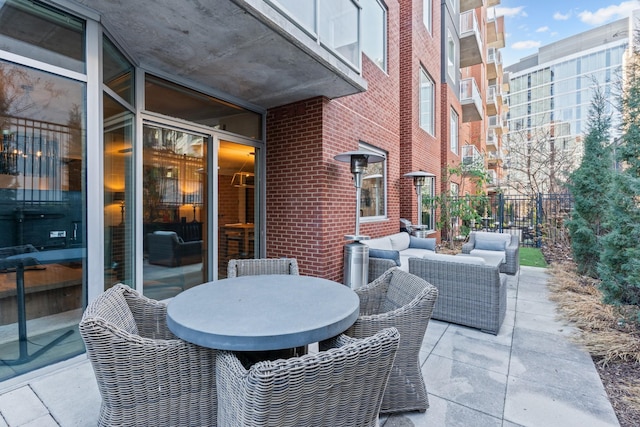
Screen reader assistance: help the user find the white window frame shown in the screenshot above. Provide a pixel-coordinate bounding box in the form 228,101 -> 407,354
359,142 -> 387,222
361,0 -> 387,71
423,0 -> 432,34
420,68 -> 435,135
447,30 -> 456,81
450,108 -> 459,154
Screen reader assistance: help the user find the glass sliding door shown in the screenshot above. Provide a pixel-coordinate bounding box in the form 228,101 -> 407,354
142,123 -> 208,299
218,139 -> 257,278
0,60 -> 86,379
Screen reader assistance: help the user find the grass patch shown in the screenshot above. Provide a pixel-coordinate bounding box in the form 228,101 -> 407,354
519,247 -> 547,267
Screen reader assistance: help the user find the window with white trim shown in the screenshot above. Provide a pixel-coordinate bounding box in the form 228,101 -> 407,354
447,30 -> 456,80
420,68 -> 435,135
359,143 -> 387,220
423,0 -> 431,34
361,0 -> 387,71
450,108 -> 459,154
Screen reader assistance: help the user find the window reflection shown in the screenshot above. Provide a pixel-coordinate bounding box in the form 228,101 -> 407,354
103,37 -> 134,105
103,94 -> 134,287
145,75 -> 262,140
0,0 -> 84,73
359,144 -> 386,219
0,59 -> 86,376
142,124 -> 207,300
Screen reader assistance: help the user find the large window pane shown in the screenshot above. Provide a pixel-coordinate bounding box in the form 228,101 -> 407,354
361,0 -> 386,70
142,124 -> 207,300
271,0 -> 316,33
0,60 -> 86,378
145,75 -> 262,140
103,37 -> 134,105
104,94 -> 134,288
319,0 -> 359,67
0,0 -> 84,73
450,108 -> 459,154
423,0 -> 431,33
420,69 -> 434,135
359,143 -> 386,219
218,141 -> 257,278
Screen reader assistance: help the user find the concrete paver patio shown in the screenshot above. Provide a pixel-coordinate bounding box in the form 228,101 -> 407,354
0,266 -> 620,426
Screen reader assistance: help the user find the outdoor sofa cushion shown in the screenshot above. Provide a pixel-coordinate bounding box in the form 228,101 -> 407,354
368,249 -> 401,266
365,232 -> 436,276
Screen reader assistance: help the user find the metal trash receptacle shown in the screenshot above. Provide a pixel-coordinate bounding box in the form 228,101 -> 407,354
343,242 -> 369,289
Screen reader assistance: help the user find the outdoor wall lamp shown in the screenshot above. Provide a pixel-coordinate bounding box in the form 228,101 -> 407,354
404,171 -> 435,232
335,150 -> 385,241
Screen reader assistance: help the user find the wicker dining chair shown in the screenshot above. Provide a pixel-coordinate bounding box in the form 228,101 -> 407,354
227,257 -> 299,278
79,284 -> 218,427
346,267 -> 439,414
216,327 -> 400,427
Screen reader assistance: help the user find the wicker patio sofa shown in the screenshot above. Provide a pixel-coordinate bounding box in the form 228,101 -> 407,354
408,254 -> 507,334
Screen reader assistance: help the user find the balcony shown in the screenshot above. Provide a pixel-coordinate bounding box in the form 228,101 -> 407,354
487,150 -> 503,166
460,11 -> 483,68
486,129 -> 498,151
486,84 -> 502,116
486,169 -> 498,186
460,0 -> 484,13
486,0 -> 501,6
460,78 -> 483,122
488,114 -> 506,134
487,48 -> 502,80
462,144 -> 483,169
486,9 -> 506,49
81,0 -> 367,109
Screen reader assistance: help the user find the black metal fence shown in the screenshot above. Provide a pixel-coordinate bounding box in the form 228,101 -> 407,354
457,193 -> 574,248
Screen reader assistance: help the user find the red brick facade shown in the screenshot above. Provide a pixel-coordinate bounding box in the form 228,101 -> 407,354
264,0 -> 503,281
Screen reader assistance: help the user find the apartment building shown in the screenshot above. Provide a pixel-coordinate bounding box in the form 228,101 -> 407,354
0,0 -> 504,379
440,0 -> 506,201
504,16 -> 629,194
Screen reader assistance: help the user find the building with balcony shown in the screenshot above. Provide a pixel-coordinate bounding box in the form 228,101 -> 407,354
0,0 -> 506,380
440,0 -> 507,203
504,15 -> 630,194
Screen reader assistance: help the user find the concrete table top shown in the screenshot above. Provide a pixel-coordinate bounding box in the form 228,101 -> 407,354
166,274 -> 360,351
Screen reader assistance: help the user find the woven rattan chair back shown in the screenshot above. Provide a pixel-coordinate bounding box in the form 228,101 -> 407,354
347,267 -> 439,414
79,284 -> 218,427
216,327 -> 400,427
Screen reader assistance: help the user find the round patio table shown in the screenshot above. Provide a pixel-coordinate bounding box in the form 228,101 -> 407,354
167,274 -> 360,351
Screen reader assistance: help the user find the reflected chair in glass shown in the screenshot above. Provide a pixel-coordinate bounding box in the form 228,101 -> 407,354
227,258 -> 299,278
346,267 -> 438,414
216,327 -> 400,427
79,284 -> 217,427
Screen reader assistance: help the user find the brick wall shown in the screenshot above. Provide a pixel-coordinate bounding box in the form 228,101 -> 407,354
265,1 -> 401,282
399,0 -> 442,226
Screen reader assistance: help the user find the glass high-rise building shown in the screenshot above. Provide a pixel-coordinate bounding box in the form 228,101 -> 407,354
503,16 -> 630,194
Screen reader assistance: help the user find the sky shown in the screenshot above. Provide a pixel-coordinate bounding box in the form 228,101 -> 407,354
497,0 -> 640,67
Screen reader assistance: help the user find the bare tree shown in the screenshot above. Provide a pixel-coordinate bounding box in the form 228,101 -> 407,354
502,118 -> 579,195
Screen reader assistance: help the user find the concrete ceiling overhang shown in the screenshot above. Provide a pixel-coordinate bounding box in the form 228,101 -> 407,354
78,0 -> 367,110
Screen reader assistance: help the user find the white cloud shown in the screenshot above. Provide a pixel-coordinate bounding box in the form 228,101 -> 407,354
536,26 -> 549,32
579,1 -> 640,26
495,6 -> 527,18
512,40 -> 542,50
553,11 -> 571,20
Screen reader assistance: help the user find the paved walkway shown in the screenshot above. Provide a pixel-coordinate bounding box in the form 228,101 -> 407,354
0,266 -> 620,426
